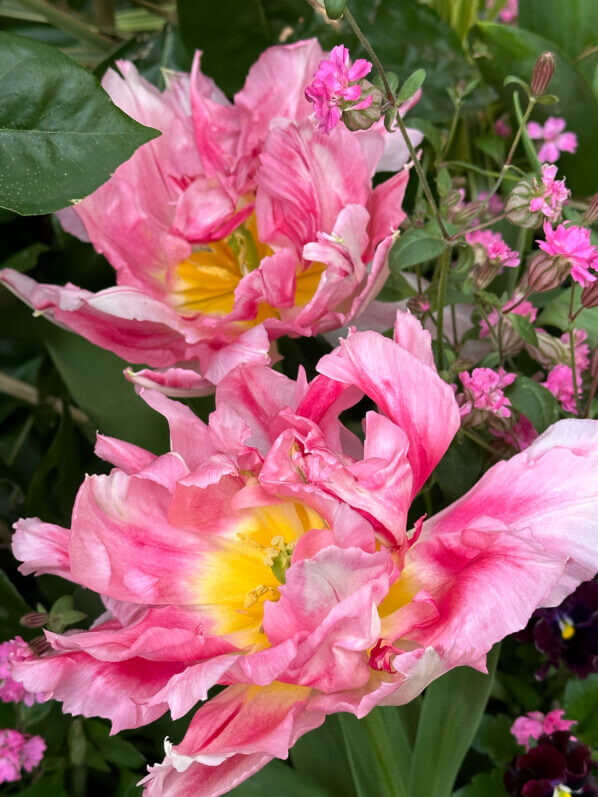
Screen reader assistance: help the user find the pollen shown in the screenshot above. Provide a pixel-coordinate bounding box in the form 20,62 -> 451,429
559,617 -> 575,640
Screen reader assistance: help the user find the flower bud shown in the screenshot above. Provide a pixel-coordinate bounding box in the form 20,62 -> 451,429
526,251 -> 567,292
582,192 -> 598,226
531,51 -> 556,97
582,280 -> 598,309
505,180 -> 541,228
526,330 -> 569,368
342,85 -> 384,131
407,294 -> 431,315
472,260 -> 500,291
28,637 -> 52,657
452,201 -> 484,226
591,347 -> 598,381
20,612 -> 49,629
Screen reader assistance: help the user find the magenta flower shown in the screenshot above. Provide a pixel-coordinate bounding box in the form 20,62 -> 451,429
0,637 -> 44,706
466,229 -> 520,270
543,363 -> 580,413
479,296 -> 537,340
528,117 -> 578,163
10,313 -> 598,795
511,710 -> 576,751
491,414 -> 538,452
529,164 -> 570,222
457,367 -> 516,419
562,328 -> 591,372
538,221 -> 598,287
498,0 -> 518,23
1,41 -> 422,398
0,730 -> 45,784
494,116 -> 512,138
304,45 -> 373,133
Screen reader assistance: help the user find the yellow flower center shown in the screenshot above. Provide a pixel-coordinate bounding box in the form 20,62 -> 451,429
197,501 -> 327,650
172,214 -> 326,319
559,616 -> 575,640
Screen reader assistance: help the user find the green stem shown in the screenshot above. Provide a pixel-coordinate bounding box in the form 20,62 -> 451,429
343,6 -> 450,240
483,95 -> 536,205
568,285 -> 581,415
477,302 -> 499,348
443,100 -> 462,159
436,247 -> 452,369
448,212 -> 508,243
16,0 -> 114,50
461,428 -> 497,455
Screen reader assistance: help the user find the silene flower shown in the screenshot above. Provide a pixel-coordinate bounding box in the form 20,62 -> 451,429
8,313 -> 598,796
527,117 -> 578,163
457,367 -> 516,420
0,40 -> 421,397
511,709 -> 576,751
538,221 -> 598,287
0,637 -> 45,706
304,45 -> 376,133
479,295 -> 538,356
466,229 -> 520,289
0,730 -> 45,785
543,363 -> 581,414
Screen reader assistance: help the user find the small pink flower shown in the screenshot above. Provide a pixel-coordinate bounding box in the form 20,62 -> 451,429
0,729 -> 45,784
498,0 -> 518,23
494,116 -> 512,138
543,363 -> 580,413
458,367 -> 516,418
538,221 -> 598,287
0,637 -> 43,706
479,296 -> 537,339
511,709 -> 576,750
305,45 -> 373,133
477,191 -> 504,216
491,414 -> 538,451
466,229 -> 520,270
528,117 -> 578,163
528,164 -> 569,222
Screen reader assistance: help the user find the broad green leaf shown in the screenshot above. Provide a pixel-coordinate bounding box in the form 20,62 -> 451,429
0,568 -> 29,637
507,313 -> 538,347
0,32 -> 159,215
474,134 -> 506,165
41,321 -> 168,453
472,23 -> 598,194
453,768 -> 505,797
378,271 -> 418,302
177,0 -> 310,96
338,709 -> 410,797
12,771 -> 68,797
1,242 -> 48,273
408,117 -> 443,156
432,0 -> 481,43
390,228 -> 448,270
292,715 -> 357,796
355,0 -> 485,121
518,0 -> 598,64
538,287 -> 598,346
87,719 -> 145,769
506,376 -> 560,433
563,674 -> 598,747
473,714 -> 520,766
230,759 -> 328,796
434,434 -> 486,503
408,646 -> 499,797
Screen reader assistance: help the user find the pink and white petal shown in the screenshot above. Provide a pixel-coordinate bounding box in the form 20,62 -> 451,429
12,518 -> 71,579
392,309 -> 435,368
173,179 -> 252,243
94,434 -> 156,474
233,249 -> 298,317
256,119 -> 370,254
316,327 -> 460,494
126,366 -> 216,398
235,40 -> 324,157
365,168 -> 410,261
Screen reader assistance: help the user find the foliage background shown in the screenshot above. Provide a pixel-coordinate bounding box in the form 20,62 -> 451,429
0,0 -> 597,794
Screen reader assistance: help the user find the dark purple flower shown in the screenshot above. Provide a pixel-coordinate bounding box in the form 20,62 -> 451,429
530,580 -> 598,678
505,731 -> 598,796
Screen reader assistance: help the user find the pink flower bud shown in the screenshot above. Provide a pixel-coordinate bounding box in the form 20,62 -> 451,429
526,251 -> 567,292
582,281 -> 598,309
531,52 -> 556,96
583,192 -> 598,226
19,613 -> 49,629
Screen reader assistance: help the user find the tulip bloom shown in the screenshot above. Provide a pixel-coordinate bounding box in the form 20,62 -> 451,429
10,313 -> 598,796
1,40 -> 419,397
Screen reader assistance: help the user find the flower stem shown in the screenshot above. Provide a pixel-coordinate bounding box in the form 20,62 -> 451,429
568,285 -> 581,416
461,428 -> 496,455
343,5 -> 450,240
435,247 -> 452,369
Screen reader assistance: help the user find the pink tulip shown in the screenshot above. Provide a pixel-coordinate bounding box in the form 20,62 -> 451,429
10,313 -> 598,796
0,41 -> 421,397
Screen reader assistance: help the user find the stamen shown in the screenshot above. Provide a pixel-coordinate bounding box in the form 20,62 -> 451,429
243,585 -> 280,609
558,616 -> 575,640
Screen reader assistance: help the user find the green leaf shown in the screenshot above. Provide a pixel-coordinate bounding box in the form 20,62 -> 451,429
0,32 -> 159,215
1,242 -> 48,273
538,288 -> 598,346
230,759 -> 328,796
13,772 -> 68,797
407,117 -> 443,157
354,0 -> 485,122
518,0 -> 598,65
397,68 -> 426,105
338,709 -> 409,797
40,320 -> 168,452
177,0 -> 310,96
324,0 -> 347,20
473,22 -> 598,193
434,434 -> 486,503
563,674 -> 598,747
474,134 -> 506,165
512,89 -> 542,173
390,228 -> 448,270
507,313 -> 538,347
506,376 -> 560,433
0,568 -> 29,637
474,714 -> 520,766
292,715 -> 357,796
437,167 -> 452,197
453,768 -> 505,797
408,646 -> 499,797
87,719 -> 145,769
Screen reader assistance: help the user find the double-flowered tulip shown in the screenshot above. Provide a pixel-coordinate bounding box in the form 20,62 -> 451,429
10,313 -> 598,795
1,40 -> 418,397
